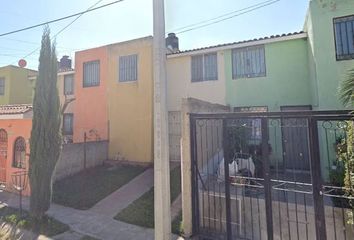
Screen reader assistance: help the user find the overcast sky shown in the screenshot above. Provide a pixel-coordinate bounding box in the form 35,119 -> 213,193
0,0 -> 309,69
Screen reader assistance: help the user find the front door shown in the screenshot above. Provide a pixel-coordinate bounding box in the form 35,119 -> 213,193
0,129 -> 8,183
281,106 -> 311,171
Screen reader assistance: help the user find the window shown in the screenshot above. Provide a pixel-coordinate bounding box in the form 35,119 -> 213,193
63,114 -> 74,135
0,78 -> 5,95
83,60 -> 100,87
64,74 -> 74,95
119,54 -> 138,82
13,137 -> 26,169
234,106 -> 268,140
334,15 -> 354,60
232,45 -> 266,79
191,53 -> 218,82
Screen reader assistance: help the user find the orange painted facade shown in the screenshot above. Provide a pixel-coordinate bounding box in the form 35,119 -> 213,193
73,47 -> 109,143
0,119 -> 32,196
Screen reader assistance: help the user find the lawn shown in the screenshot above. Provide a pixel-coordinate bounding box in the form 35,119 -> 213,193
0,206 -> 69,237
114,165 -> 182,234
53,164 -> 146,210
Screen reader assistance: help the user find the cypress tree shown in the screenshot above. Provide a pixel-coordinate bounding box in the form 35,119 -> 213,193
29,27 -> 61,221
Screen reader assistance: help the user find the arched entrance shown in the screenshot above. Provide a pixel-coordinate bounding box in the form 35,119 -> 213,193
0,129 -> 8,183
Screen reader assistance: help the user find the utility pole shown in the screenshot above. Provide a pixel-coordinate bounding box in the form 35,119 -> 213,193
153,0 -> 171,239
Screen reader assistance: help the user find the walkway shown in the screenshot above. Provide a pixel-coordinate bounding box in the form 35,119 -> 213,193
0,166 -> 183,240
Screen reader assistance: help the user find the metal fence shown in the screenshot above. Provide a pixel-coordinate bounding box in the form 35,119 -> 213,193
190,110 -> 354,240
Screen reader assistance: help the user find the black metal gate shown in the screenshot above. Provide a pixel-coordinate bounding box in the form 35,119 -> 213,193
190,110 -> 354,240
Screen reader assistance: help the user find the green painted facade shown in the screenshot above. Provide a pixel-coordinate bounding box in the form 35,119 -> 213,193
0,65 -> 36,105
225,38 -> 311,111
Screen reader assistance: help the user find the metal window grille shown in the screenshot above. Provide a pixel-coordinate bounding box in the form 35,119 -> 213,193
232,45 -> 266,79
83,60 -> 100,87
334,15 -> 354,60
191,53 -> 218,82
119,54 -> 138,82
13,137 -> 26,169
63,114 -> 73,135
64,74 -> 74,95
0,78 -> 5,95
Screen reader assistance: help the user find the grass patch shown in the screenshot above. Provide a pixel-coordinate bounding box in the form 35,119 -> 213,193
0,206 -> 69,236
114,166 -> 181,232
53,164 -> 146,210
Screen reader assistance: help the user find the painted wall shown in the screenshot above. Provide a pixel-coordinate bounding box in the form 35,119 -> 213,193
306,0 -> 354,110
225,38 -> 311,111
73,47 -> 109,143
1,119 -> 32,196
107,37 -> 153,162
0,66 -> 36,105
166,52 -> 226,112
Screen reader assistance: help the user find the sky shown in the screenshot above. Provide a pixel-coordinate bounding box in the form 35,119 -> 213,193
0,0 -> 310,69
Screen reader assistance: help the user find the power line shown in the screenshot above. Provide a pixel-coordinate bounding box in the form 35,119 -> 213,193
0,0 -> 124,37
170,0 -> 278,33
173,0 -> 281,34
19,0 -> 107,61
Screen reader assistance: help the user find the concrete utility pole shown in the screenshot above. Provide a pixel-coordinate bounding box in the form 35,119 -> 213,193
153,0 -> 171,239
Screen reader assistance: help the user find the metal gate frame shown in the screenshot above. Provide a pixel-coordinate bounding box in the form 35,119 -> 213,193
190,110 -> 353,240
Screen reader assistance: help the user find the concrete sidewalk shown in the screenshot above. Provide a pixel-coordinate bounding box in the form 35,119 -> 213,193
1,191 -> 182,240
89,167 -> 154,218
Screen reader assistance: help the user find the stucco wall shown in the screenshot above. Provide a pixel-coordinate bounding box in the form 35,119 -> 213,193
106,37 -> 154,163
53,140 -> 108,181
0,119 -> 32,196
74,47 -> 109,143
8,66 -> 36,105
306,0 -> 354,110
166,52 -> 226,112
225,38 -> 311,111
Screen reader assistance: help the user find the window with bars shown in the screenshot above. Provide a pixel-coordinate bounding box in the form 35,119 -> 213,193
191,53 -> 218,82
63,113 -> 74,135
334,15 -> 354,60
13,137 -> 26,169
232,45 -> 266,79
0,78 -> 5,95
119,54 -> 138,82
64,74 -> 74,95
83,60 -> 100,87
234,106 -> 268,140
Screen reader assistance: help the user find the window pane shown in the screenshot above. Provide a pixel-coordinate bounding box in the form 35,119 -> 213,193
63,114 -> 73,135
0,78 -> 4,95
232,46 -> 266,79
83,61 -> 100,87
119,54 -> 138,82
204,53 -> 217,81
13,137 -> 26,169
334,15 -> 354,60
191,55 -> 203,82
64,74 -> 74,94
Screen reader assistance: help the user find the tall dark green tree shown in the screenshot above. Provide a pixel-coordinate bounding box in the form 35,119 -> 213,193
29,27 -> 61,220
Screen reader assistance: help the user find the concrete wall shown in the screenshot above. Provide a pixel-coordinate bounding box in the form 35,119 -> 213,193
180,97 -> 230,237
225,38 -> 311,111
53,140 -> 108,181
107,37 -> 154,163
167,52 -> 226,112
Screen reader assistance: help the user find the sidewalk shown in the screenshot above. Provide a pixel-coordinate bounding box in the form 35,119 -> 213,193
0,165 -> 183,240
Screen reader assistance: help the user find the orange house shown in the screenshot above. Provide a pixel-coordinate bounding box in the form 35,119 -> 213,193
73,47 -> 109,143
0,105 -> 32,196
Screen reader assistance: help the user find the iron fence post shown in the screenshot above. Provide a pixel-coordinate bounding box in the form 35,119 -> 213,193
222,119 -> 232,240
309,117 -> 327,240
190,116 -> 199,235
261,117 -> 273,240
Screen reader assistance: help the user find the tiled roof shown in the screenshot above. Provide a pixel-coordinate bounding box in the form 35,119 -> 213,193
0,104 -> 33,115
168,31 -> 305,55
